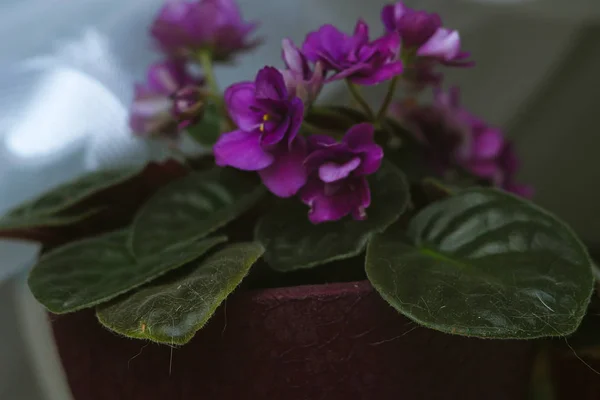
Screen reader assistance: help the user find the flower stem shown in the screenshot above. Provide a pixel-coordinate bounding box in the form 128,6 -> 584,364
197,51 -> 220,95
197,51 -> 228,128
376,76 -> 399,121
345,80 -> 375,121
302,121 -> 344,139
309,106 -> 357,126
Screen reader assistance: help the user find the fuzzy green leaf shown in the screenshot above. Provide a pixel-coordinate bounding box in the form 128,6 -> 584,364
0,209 -> 103,231
96,242 -> 264,344
256,162 -> 409,271
366,188 -> 594,339
130,168 -> 264,258
0,167 -> 141,229
28,231 -> 226,314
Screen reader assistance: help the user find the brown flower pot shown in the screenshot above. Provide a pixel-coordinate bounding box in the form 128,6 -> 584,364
552,350 -> 600,399
51,280 -> 534,400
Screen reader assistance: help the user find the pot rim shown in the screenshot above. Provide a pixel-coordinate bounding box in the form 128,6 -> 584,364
241,279 -> 373,302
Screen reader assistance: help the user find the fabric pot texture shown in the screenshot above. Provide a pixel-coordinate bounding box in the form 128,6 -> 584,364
50,280 -> 535,400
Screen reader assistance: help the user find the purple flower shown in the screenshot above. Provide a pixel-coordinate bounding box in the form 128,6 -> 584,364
300,123 -> 384,223
399,88 -> 532,197
497,143 -> 534,198
280,38 -> 324,105
381,2 -> 471,66
129,60 -> 202,138
151,0 -> 259,61
214,67 -> 307,197
172,85 -> 206,129
302,20 -> 403,85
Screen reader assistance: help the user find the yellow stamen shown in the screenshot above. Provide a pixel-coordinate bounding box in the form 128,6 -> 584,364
260,114 -> 269,132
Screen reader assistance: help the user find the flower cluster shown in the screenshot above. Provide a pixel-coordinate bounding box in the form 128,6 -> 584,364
213,66 -> 383,222
214,67 -> 308,198
301,124 -> 383,223
129,0 -> 531,223
150,0 -> 260,61
398,88 -> 533,197
130,0 -> 259,140
129,60 -> 205,138
381,2 -> 472,88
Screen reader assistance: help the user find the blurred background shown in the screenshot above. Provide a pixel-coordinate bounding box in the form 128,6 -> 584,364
1,0 -> 600,398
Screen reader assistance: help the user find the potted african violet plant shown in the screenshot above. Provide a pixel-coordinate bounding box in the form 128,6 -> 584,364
0,1 -> 595,399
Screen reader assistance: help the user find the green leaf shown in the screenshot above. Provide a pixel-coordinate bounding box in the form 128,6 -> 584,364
0,208 -> 103,230
256,162 -> 409,271
96,242 -> 264,344
28,231 -> 226,314
0,167 -> 141,229
556,293 -> 600,354
130,168 -> 264,258
366,188 -> 594,339
186,102 -> 221,146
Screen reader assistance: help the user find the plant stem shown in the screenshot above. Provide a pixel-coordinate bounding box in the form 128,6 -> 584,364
376,76 -> 398,121
197,51 -> 219,95
345,80 -> 375,121
309,106 -> 357,126
197,51 -> 228,129
302,121 -> 343,139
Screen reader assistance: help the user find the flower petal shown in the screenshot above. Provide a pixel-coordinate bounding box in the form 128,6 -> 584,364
381,4 -> 397,32
417,27 -> 461,61
473,128 -> 504,159
342,124 -> 383,176
326,63 -> 371,83
351,177 -> 371,220
281,38 -> 309,75
352,19 -> 370,47
258,138 -> 308,197
261,113 -> 291,146
302,178 -> 369,224
255,66 -> 288,100
304,146 -> 337,173
303,24 -> 351,68
349,61 -> 403,85
131,90 -> 172,118
370,31 -> 401,57
304,186 -> 352,224
465,160 -> 499,180
147,61 -> 185,93
499,142 -> 521,175
129,84 -> 175,136
225,82 -> 261,131
214,129 -> 273,170
307,135 -> 337,149
287,97 -> 305,147
151,0 -> 258,60
319,157 -> 362,183
343,123 -> 375,149
279,69 -> 299,97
